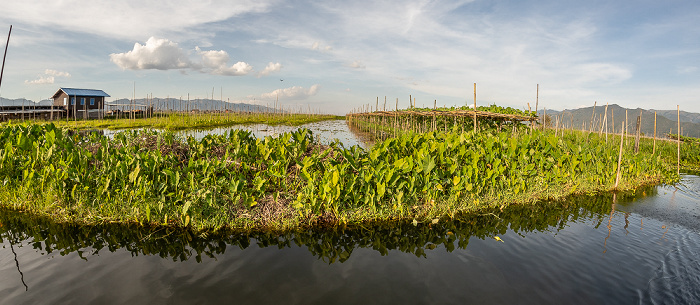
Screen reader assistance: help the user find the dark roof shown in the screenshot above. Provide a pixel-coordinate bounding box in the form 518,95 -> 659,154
52,88 -> 110,99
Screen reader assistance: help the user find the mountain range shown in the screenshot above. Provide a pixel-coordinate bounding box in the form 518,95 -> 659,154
537,104 -> 700,138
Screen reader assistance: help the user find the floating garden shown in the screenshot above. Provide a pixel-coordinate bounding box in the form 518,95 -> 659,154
0,102 -> 695,232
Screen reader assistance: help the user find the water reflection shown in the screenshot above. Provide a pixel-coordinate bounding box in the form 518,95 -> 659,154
101,119 -> 374,149
0,188 -> 653,265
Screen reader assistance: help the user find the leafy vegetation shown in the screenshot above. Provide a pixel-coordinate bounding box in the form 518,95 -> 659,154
4,112 -> 343,131
0,121 -> 681,232
401,104 -> 536,117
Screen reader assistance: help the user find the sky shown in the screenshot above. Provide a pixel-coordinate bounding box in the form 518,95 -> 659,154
0,0 -> 699,114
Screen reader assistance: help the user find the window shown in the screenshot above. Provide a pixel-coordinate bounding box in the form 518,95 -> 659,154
81,98 -> 85,105
64,97 -> 67,105
71,97 -> 75,105
90,98 -> 95,106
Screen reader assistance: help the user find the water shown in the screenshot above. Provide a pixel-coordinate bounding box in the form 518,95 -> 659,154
2,175 -> 699,304
101,119 -> 374,149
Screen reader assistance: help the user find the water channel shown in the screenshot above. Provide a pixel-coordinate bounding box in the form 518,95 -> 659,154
1,121 -> 699,304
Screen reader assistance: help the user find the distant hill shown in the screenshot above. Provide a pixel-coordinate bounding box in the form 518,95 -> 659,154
0,97 -> 279,113
652,109 -> 700,124
109,98 -> 280,113
0,97 -> 52,106
537,104 -> 700,138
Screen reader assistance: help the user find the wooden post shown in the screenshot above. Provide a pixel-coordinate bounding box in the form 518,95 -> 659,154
615,121 -> 624,189
543,108 -> 546,130
0,25 -> 11,91
634,115 -> 641,153
473,83 -> 477,133
528,102 -> 532,134
653,111 -> 657,155
589,101 -> 597,133
535,84 -> 539,127
625,109 -> 628,146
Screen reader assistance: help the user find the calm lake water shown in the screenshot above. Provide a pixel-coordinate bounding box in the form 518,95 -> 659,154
1,122 -> 699,304
102,119 -> 375,149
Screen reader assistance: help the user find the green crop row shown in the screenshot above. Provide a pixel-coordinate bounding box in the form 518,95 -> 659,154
0,122 -> 681,231
400,104 -> 536,117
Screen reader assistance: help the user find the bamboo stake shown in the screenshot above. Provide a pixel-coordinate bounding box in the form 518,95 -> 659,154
528,102 -> 532,134
535,84 -> 539,127
653,111 -> 657,155
615,122 -> 624,189
590,101 -> 597,133
634,114 -> 641,154
0,25 -> 11,91
473,83 -> 477,133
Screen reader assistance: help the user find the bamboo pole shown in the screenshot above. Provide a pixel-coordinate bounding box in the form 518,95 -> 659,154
535,84 -> 539,127
615,122 -> 624,189
528,102 -> 532,134
0,25 -> 11,91
653,111 -> 657,155
634,114 -> 641,154
473,83 -> 477,133
589,101 -> 597,133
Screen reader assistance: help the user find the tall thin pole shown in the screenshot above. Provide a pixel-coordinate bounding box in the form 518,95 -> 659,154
677,105 -> 680,175
653,111 -> 657,155
0,25 -> 12,91
473,83 -> 477,133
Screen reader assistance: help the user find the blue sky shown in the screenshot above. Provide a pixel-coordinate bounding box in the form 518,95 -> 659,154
0,0 -> 698,114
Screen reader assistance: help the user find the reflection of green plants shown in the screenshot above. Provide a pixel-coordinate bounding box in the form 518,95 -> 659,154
0,188 -> 649,263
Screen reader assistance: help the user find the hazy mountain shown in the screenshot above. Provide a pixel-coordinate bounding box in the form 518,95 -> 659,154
109,98 -> 282,113
0,97 -> 52,106
537,104 -> 700,138
652,109 -> 700,124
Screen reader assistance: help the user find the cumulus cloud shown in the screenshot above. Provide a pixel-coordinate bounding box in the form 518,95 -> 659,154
196,47 -> 253,76
261,85 -> 320,100
110,37 -> 254,76
25,69 -> 71,85
110,37 -> 192,70
258,62 -> 282,77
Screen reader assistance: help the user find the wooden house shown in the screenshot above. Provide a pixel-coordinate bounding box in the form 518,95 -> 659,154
52,88 -> 110,119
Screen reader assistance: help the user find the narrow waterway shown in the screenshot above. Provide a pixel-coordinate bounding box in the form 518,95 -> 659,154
1,174 -> 699,304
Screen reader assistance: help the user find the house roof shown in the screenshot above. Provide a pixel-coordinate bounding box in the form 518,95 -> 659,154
52,88 -> 110,99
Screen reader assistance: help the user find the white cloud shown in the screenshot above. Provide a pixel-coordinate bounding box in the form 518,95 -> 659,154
0,1 -> 274,40
45,69 -> 71,78
196,47 -> 253,76
261,85 -> 320,100
24,68 -> 71,85
110,37 -> 192,70
258,62 -> 282,77
25,76 -> 54,85
216,62 -> 253,76
110,37 -> 253,76
311,42 -> 320,50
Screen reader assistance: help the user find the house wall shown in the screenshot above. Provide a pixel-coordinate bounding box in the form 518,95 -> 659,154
53,92 -> 105,117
